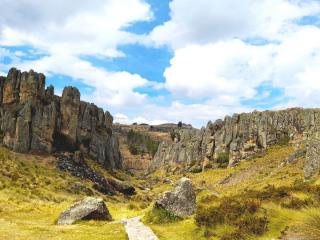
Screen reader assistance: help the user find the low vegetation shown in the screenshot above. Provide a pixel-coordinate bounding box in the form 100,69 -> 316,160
127,129 -> 159,157
0,147 -> 135,240
143,208 -> 182,224
1,140 -> 320,240
144,145 -> 320,240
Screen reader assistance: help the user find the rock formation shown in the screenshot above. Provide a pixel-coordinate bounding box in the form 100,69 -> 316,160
152,108 -> 320,172
57,197 -> 112,225
0,68 -> 121,169
305,131 -> 320,178
57,152 -> 135,195
154,177 -> 196,218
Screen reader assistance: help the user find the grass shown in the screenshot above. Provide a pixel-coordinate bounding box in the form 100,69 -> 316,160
0,147 -> 144,240
145,145 -> 320,240
1,143 -> 320,240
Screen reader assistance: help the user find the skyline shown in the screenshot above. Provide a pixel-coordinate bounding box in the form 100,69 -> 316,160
0,0 -> 320,127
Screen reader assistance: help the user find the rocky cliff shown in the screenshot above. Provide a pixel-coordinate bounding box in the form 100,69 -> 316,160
0,68 -> 121,169
152,108 -> 320,174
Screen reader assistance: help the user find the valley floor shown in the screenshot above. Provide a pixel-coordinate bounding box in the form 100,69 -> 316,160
0,144 -> 319,240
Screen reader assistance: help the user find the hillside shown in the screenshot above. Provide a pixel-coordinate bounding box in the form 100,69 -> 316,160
1,68 -> 320,240
1,139 -> 320,239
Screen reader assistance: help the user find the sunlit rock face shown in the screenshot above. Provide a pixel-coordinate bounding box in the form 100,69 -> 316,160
0,68 -> 121,169
152,108 -> 320,172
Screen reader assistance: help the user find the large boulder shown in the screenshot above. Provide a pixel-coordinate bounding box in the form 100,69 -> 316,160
57,197 -> 112,225
154,178 -> 196,218
305,131 -> 320,178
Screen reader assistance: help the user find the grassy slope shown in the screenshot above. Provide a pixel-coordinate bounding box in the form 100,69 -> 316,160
146,145 -> 320,240
1,143 -> 319,240
0,148 -> 134,240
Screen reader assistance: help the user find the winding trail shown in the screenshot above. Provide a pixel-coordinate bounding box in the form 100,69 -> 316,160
120,216 -> 159,240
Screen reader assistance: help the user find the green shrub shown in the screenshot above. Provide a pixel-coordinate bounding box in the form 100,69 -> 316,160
245,185 -> 290,201
281,197 -> 314,209
128,144 -> 139,155
170,130 -> 181,142
216,151 -> 230,168
236,215 -> 268,235
278,135 -> 290,146
143,208 -> 182,224
127,130 -> 159,156
195,205 -> 224,227
195,197 -> 262,228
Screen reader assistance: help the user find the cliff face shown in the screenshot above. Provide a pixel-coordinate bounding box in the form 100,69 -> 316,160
0,68 -> 121,169
152,108 -> 320,172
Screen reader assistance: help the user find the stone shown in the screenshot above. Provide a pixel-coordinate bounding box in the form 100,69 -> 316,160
154,178 -> 196,218
57,153 -> 135,195
151,108 -> 320,172
0,68 -> 122,169
287,149 -> 306,164
57,197 -> 112,225
305,131 -> 320,178
106,177 -> 135,195
105,111 -> 113,128
60,87 -> 80,146
13,101 -> 32,152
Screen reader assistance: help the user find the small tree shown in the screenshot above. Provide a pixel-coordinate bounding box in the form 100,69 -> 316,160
178,121 -> 183,128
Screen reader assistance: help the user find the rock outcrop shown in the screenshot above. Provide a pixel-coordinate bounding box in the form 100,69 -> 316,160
0,68 -> 121,169
57,197 -> 112,225
57,152 -> 135,195
305,131 -> 320,178
152,108 -> 320,172
154,178 -> 196,218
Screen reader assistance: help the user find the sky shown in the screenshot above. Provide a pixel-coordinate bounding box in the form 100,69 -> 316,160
0,0 -> 320,128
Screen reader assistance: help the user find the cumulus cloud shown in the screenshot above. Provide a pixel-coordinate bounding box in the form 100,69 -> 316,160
149,0 -> 320,49
0,0 -> 152,57
16,54 -> 149,107
0,0 -> 155,110
144,0 -> 320,126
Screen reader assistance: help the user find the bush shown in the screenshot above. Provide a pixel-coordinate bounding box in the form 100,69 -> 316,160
281,197 -> 314,209
143,208 -> 182,224
216,151 -> 229,168
236,215 -> 268,235
278,135 -> 290,146
128,144 -> 139,155
170,130 -> 181,142
127,130 -> 160,157
245,185 -> 290,201
195,197 -> 262,227
195,205 -> 224,227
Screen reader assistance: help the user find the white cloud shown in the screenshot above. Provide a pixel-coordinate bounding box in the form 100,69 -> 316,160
143,0 -> 320,126
163,25 -> 320,107
0,0 -> 152,57
149,0 -> 320,49
114,113 -> 167,126
0,0 -> 155,110
16,54 -> 149,107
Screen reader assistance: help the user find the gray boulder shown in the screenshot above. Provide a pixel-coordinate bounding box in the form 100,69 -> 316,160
57,197 -> 112,225
154,178 -> 196,218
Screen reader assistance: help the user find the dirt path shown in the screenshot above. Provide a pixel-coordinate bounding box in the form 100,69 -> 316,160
120,216 -> 158,240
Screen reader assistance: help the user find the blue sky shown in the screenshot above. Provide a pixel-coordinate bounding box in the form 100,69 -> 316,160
0,0 -> 320,127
